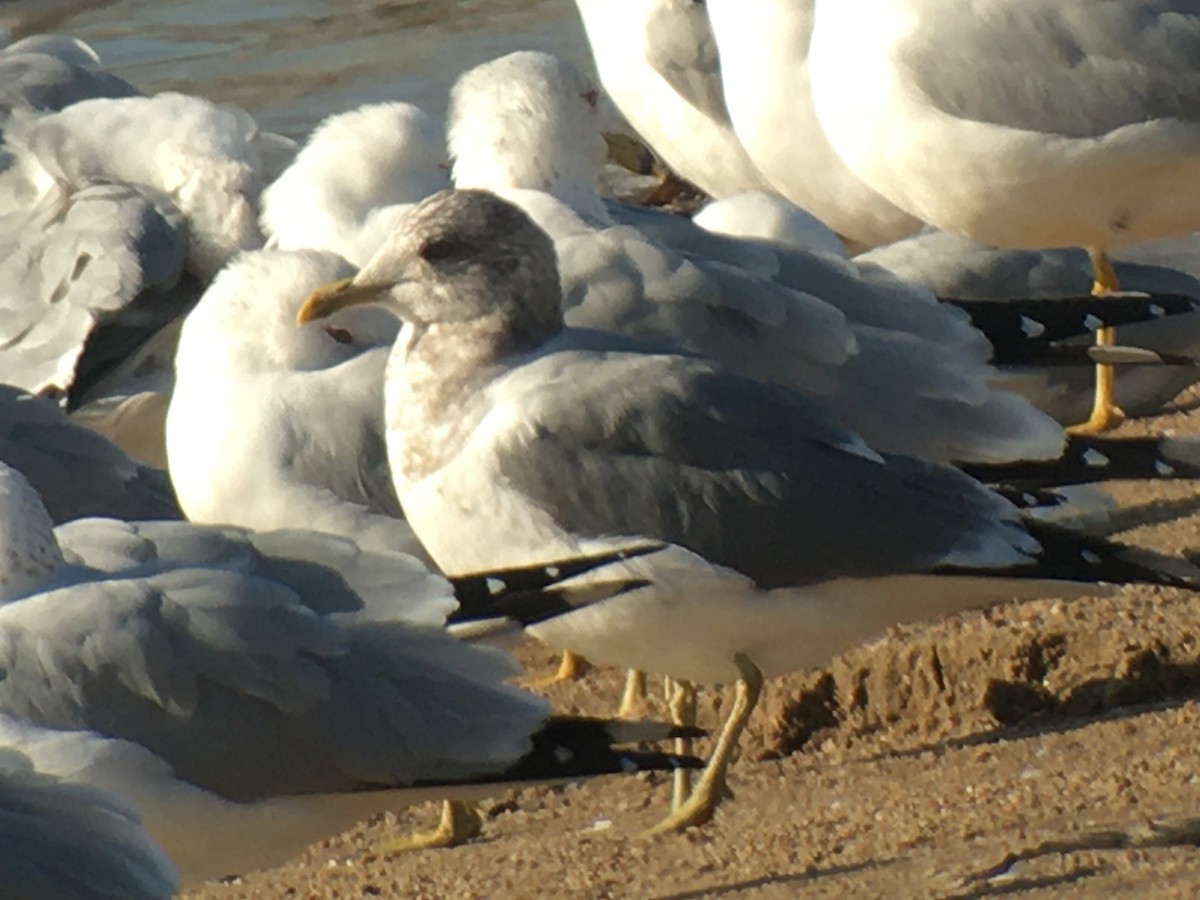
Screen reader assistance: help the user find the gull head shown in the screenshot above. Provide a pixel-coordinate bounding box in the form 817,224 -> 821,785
297,188 -> 565,345
0,463 -> 64,603
448,50 -> 614,206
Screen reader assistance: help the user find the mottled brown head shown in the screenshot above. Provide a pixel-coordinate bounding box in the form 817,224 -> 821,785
297,189 -> 565,348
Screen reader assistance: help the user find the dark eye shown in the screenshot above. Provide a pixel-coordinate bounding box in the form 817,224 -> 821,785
418,236 -> 466,263
324,326 -> 353,344
581,88 -> 599,109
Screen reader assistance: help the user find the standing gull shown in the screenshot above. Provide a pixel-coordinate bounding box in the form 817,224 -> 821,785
705,0 -> 922,249
298,188 -> 1197,831
807,0 -> 1200,432
572,0 -> 771,199
0,461 -> 693,882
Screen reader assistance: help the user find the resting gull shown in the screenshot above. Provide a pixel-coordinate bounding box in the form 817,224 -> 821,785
0,91 -> 290,279
572,0 -> 771,199
165,248 -> 422,557
807,0 -> 1200,432
0,740 -> 178,900
297,188 -> 1198,831
260,101 -> 449,267
0,384 -> 180,523
705,0 -> 922,249
0,461 -> 694,882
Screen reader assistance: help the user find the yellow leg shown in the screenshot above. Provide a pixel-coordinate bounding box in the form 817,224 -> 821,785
1066,249 -> 1124,435
369,800 -> 483,855
666,678 -> 698,811
642,655 -> 763,835
517,649 -> 590,689
617,668 -> 648,719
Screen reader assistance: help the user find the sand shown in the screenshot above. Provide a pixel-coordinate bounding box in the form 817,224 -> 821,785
188,385 -> 1200,899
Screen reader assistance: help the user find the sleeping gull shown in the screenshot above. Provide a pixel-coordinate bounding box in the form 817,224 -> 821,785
447,51 -> 1066,467
692,189 -> 851,259
0,461 -> 694,882
0,91 -> 290,279
571,0 -> 771,199
0,384 -> 180,523
297,188 -> 1198,831
705,0 -> 922,249
807,0 -> 1200,432
0,740 -> 177,900
165,248 -> 422,556
260,101 -> 449,267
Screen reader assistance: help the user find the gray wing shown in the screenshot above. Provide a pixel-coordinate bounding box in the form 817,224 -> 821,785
0,386 -> 181,523
492,346 -> 1035,589
7,520 -> 548,799
643,0 -> 732,124
0,182 -> 193,404
596,202 -> 1064,463
0,747 -> 177,900
902,0 -> 1200,137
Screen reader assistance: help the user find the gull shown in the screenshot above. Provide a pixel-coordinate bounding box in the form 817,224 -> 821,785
0,740 -> 177,900
0,384 -> 181,523
260,101 -> 449,267
0,91 -> 294,279
705,0 -> 922,249
165,247 -> 422,556
692,190 -> 851,259
0,461 -> 695,883
0,34 -> 139,124
861,231 -> 1200,426
0,179 -> 198,467
572,0 -> 772,199
447,51 -> 1065,467
297,188 -> 1197,831
807,0 -> 1200,433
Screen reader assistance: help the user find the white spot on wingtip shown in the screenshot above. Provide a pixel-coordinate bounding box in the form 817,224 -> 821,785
1156,460 -> 1175,476
554,746 -> 574,764
486,577 -> 505,596
620,756 -> 639,773
1082,449 -> 1109,468
1083,314 -> 1104,332
1150,304 -> 1166,317
545,565 -> 560,578
1081,550 -> 1103,564
1019,316 -> 1045,338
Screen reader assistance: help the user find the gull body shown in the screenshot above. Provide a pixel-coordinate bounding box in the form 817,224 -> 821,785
0,740 -> 177,900
706,0 -> 921,248
297,189 -> 1197,828
166,249 -> 421,555
572,0 -> 770,198
807,0 -> 1200,252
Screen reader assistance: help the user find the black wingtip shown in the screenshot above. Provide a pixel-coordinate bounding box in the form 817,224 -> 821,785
449,544 -> 663,607
939,520 -> 1200,590
965,436 -> 1200,489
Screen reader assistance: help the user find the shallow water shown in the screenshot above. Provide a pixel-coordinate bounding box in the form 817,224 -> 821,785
2,0 -> 592,137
